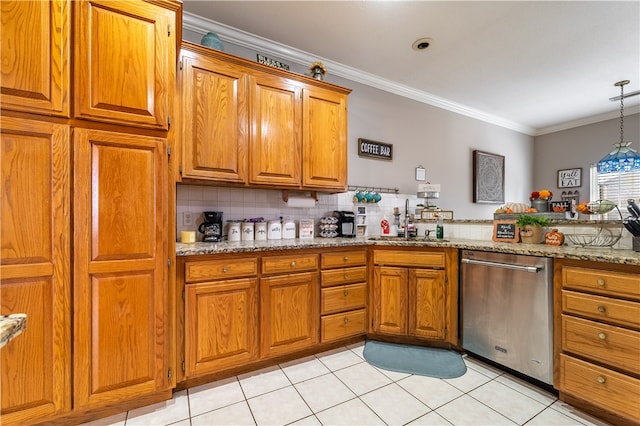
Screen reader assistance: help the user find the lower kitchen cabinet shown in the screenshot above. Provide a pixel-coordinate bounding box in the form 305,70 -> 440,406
73,128 -> 170,409
371,248 -> 457,344
555,259 -> 640,425
0,118 -> 71,423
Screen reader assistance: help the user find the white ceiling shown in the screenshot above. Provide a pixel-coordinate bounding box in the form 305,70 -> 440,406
181,1 -> 640,136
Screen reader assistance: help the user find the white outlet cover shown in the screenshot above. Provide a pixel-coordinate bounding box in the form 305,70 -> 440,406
183,212 -> 194,226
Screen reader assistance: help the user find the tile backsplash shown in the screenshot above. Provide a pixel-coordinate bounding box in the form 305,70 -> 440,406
176,184 -> 633,249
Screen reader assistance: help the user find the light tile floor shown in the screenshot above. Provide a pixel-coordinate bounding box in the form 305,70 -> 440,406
82,343 -> 611,426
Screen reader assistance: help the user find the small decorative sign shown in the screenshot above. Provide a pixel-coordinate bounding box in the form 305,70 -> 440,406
358,138 -> 393,160
550,200 -> 571,212
256,54 -> 290,71
557,168 -> 581,188
492,220 -> 520,243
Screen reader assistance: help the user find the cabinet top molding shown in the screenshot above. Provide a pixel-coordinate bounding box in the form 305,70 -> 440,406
180,41 -> 352,95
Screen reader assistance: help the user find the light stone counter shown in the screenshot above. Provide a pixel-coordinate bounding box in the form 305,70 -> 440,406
0,314 -> 27,348
176,237 -> 640,266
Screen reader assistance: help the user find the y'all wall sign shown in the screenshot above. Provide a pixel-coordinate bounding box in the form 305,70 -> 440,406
358,138 -> 393,160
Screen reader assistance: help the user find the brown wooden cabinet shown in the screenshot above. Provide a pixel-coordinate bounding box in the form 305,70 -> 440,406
371,248 -> 457,344
178,42 -> 350,191
0,117 -> 71,423
182,258 -> 259,378
74,0 -> 177,129
260,254 -> 319,357
320,250 -> 368,342
555,259 -> 640,425
0,0 -> 70,117
73,128 -> 169,409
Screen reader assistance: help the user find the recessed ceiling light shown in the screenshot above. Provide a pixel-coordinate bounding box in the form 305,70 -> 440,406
412,38 -> 433,51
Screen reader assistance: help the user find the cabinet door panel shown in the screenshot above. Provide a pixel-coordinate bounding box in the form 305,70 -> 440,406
409,269 -> 446,339
180,53 -> 247,182
0,118 -> 70,423
372,267 -> 407,335
73,128 -> 168,408
185,279 -> 258,377
302,87 -> 347,190
74,0 -> 174,129
249,75 -> 301,186
0,0 -> 70,116
260,272 -> 318,357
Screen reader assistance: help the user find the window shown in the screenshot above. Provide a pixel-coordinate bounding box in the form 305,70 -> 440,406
590,164 -> 640,219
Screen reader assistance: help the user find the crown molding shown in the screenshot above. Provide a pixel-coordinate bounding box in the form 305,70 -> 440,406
535,105 -> 640,136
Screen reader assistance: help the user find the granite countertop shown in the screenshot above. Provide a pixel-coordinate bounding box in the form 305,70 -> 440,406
176,237 -> 640,266
0,314 -> 27,348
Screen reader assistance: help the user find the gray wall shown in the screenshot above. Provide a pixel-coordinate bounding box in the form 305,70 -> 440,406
534,113 -> 640,200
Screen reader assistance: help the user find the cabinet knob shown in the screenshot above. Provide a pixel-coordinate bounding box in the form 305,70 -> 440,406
222,267 -> 229,273
343,256 -> 349,262
290,261 -> 296,267
344,317 -> 349,324
597,306 -> 606,313
344,274 -> 349,280
597,278 -> 606,287
344,290 -> 349,297
598,332 -> 607,340
597,376 -> 606,384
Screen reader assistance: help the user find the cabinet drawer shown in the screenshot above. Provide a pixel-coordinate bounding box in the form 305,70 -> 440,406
321,266 -> 367,287
321,250 -> 367,269
562,266 -> 640,300
562,315 -> 640,374
321,309 -> 367,342
560,354 -> 640,422
562,290 -> 640,329
185,258 -> 258,282
373,250 -> 445,268
261,254 -> 318,275
321,283 -> 366,314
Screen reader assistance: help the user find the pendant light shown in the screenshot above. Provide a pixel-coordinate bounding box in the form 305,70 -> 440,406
597,80 -> 640,174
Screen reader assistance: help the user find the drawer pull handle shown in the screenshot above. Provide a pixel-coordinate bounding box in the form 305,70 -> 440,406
597,376 -> 606,384
597,278 -> 606,287
344,274 -> 349,279
290,261 -> 296,267
598,332 -> 607,340
222,267 -> 229,273
343,256 -> 349,262
344,317 -> 349,324
344,290 -> 349,296
597,306 -> 606,313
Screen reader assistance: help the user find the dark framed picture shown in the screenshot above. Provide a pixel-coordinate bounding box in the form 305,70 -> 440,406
473,150 -> 505,204
557,168 -> 581,188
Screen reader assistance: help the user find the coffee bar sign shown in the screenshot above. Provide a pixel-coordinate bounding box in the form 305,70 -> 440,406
358,138 -> 393,160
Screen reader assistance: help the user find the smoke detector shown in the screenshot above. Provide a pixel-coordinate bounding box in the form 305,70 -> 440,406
412,38 -> 433,51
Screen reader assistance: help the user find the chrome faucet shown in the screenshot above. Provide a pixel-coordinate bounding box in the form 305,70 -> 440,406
405,198 -> 410,240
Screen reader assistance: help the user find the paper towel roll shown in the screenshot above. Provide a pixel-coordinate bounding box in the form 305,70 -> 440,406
286,196 -> 316,208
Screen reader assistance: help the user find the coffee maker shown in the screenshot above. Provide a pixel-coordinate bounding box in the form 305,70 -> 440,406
334,210 -> 356,238
198,211 -> 223,242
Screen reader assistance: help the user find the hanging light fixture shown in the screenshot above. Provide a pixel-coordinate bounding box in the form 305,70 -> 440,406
597,80 -> 640,173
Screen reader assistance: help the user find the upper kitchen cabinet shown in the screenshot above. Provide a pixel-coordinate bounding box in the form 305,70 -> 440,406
178,42 -> 350,191
73,128 -> 169,409
0,0 -> 70,117
179,44 -> 248,183
1,117 -> 71,424
74,0 -> 179,130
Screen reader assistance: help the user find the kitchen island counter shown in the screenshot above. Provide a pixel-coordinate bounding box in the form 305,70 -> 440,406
176,237 -> 640,265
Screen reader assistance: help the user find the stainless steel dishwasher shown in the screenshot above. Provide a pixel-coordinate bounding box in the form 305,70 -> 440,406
460,250 -> 553,385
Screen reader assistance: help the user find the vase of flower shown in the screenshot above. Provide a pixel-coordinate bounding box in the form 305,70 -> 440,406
309,61 -> 327,80
530,189 -> 553,212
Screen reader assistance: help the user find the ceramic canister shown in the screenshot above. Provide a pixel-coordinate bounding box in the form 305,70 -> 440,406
267,220 -> 282,240
282,219 -> 296,239
255,222 -> 267,241
241,221 -> 254,241
227,221 -> 241,242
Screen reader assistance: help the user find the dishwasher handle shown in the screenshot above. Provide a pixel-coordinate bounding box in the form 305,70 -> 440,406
461,257 -> 542,273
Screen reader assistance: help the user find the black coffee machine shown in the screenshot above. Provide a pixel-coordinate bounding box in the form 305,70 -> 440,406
198,211 -> 223,242
334,210 -> 356,238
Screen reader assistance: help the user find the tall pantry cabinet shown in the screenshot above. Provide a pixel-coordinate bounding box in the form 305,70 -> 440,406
0,0 -> 180,423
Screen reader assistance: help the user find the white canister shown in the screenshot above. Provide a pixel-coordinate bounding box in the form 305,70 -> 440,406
255,222 -> 267,241
282,219 -> 296,239
241,222 -> 254,241
227,221 -> 241,242
267,220 -> 281,240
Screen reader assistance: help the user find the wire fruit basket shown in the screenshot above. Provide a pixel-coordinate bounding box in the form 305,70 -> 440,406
567,200 -> 623,247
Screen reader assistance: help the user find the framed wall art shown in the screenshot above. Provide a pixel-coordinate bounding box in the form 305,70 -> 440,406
473,150 -> 505,204
557,168 -> 581,188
